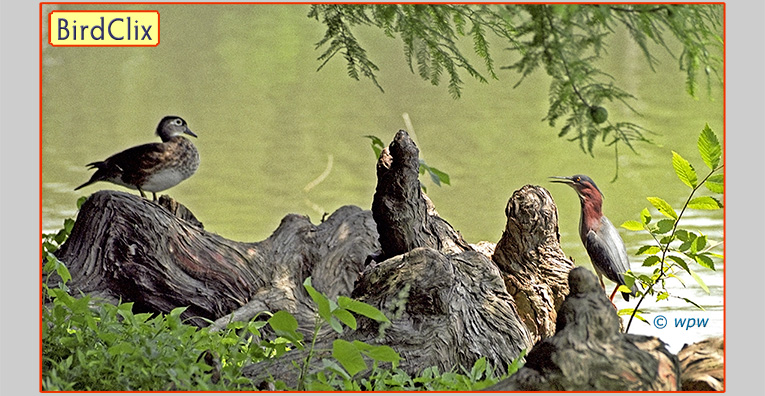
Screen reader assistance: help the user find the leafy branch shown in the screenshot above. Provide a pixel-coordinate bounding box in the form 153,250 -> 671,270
620,124 -> 723,333
309,4 -> 723,174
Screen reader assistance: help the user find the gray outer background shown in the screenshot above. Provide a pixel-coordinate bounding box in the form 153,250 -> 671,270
1,1 -> 762,395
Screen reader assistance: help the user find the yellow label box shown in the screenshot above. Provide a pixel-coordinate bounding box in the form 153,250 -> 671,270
49,11 -> 160,47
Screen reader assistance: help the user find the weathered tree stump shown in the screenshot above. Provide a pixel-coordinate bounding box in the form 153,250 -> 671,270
678,336 -> 724,391
487,267 -> 680,391
492,185 -> 575,341
49,190 -> 378,330
371,130 -> 472,261
244,247 -> 533,387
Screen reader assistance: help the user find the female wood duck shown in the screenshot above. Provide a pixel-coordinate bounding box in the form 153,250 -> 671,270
75,116 -> 200,200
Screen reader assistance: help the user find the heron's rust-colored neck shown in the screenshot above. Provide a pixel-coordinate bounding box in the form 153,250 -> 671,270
580,189 -> 603,231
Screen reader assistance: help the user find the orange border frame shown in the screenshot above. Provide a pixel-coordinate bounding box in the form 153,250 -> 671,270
39,2 -> 726,393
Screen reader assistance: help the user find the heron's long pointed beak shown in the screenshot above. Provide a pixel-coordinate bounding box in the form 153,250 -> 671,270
549,176 -> 574,185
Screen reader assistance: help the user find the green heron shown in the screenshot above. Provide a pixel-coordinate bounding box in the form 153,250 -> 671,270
550,175 -> 638,301
75,116 -> 199,201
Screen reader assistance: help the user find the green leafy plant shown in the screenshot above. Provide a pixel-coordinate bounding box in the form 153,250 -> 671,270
619,124 -> 723,332
293,277 -> 398,390
42,206 -> 291,391
313,4 -> 722,176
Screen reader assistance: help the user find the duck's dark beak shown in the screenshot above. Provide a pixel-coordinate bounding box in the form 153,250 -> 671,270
184,128 -> 198,138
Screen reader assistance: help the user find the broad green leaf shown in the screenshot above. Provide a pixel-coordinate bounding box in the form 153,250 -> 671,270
657,291 -> 669,301
507,349 -> 526,376
333,339 -> 367,377
694,253 -> 715,271
169,306 -> 187,319
691,234 -> 708,254
76,196 -> 88,209
337,296 -> 390,323
667,255 -> 691,274
328,316 -> 344,334
621,220 -> 644,231
688,268 -> 710,294
617,308 -> 647,324
640,208 -> 652,225
319,358 -> 352,380
672,151 -> 697,188
647,197 -> 678,219
698,124 -> 721,169
427,166 -> 451,186
688,196 -> 723,210
363,135 -> 385,159
617,285 -> 633,294
470,356 -> 488,380
705,174 -> 724,194
107,342 -> 135,355
655,218 -> 676,234
54,257 -> 72,285
642,255 -> 661,267
638,274 -> 655,285
675,229 -> 692,242
332,308 -> 357,331
304,277 -> 332,322
352,341 -> 401,363
636,245 -> 661,255
268,311 -> 304,346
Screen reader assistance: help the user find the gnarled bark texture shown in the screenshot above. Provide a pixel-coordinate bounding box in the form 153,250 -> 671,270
49,190 -> 377,331
244,247 -> 533,387
371,130 -> 472,261
678,336 -> 724,391
488,267 -> 680,391
492,185 -> 575,341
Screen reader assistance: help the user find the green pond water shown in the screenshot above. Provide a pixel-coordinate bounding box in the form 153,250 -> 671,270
42,4 -> 723,352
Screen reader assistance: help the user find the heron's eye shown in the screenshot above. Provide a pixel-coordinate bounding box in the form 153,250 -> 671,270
576,177 -> 580,182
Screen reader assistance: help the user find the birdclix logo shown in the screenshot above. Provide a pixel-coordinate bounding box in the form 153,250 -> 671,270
49,11 -> 160,47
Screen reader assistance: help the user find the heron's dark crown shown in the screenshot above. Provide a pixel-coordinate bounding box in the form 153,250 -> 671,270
567,174 -> 602,197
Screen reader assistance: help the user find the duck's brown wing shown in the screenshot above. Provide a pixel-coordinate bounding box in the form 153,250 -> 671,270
76,142 -> 167,189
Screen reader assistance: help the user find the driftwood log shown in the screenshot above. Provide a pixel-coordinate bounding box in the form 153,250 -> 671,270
46,129 -> 716,391
488,267 -> 681,391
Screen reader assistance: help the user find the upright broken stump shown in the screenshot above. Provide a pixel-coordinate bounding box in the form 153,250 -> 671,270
492,185 -> 575,341
371,130 -> 472,261
488,267 -> 680,391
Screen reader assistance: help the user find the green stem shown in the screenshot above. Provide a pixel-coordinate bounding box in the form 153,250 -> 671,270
625,165 -> 723,333
298,317 -> 324,391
